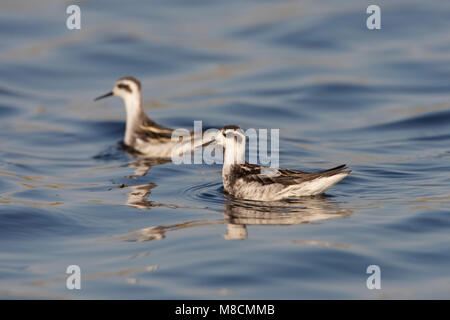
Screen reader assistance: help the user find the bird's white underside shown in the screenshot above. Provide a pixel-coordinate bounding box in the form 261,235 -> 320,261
227,172 -> 350,201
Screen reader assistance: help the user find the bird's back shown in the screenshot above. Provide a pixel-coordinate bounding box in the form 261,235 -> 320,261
224,163 -> 351,201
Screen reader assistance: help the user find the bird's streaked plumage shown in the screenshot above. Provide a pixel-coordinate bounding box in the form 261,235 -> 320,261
213,126 -> 351,201
95,76 -> 208,157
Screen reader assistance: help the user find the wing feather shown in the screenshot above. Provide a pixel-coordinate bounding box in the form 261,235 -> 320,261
136,116 -> 174,142
235,163 -> 350,186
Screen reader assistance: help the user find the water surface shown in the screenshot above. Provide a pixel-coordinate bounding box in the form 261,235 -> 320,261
0,0 -> 449,299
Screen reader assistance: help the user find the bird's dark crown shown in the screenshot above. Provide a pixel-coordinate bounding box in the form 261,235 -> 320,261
221,125 -> 241,131
117,76 -> 141,90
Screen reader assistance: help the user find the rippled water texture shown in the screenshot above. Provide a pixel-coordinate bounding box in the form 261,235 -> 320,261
0,0 -> 449,299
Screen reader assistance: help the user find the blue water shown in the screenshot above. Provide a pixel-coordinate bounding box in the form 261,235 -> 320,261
0,0 -> 449,299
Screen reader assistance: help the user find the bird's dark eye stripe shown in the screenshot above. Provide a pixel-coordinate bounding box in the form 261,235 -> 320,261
118,83 -> 132,93
222,125 -> 240,131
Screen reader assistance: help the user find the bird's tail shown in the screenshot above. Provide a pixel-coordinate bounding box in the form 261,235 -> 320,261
318,164 -> 352,178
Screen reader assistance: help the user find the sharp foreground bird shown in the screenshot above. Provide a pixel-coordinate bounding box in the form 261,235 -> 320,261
210,125 -> 351,201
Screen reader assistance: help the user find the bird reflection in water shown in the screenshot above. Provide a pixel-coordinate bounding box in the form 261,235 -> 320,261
222,196 -> 352,240
121,150 -> 172,209
116,186 -> 352,241
125,183 -> 179,210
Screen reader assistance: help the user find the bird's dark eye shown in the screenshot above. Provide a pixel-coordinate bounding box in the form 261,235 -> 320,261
117,83 -> 132,93
222,131 -> 226,137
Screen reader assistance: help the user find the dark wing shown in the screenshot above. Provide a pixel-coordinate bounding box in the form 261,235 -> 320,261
136,115 -> 174,143
236,163 -> 350,186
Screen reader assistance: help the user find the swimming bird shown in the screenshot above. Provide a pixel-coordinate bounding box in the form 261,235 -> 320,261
95,76 -> 210,158
211,125 -> 351,201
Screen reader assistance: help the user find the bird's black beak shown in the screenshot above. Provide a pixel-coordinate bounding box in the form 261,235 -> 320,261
94,91 -> 113,101
203,138 -> 215,147
196,137 -> 215,149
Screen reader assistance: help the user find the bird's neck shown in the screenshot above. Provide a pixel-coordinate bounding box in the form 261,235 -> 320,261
222,138 -> 246,175
123,94 -> 144,146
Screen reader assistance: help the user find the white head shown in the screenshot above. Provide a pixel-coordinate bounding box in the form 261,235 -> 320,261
94,76 -> 143,116
214,125 -> 246,165
95,76 -> 144,146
